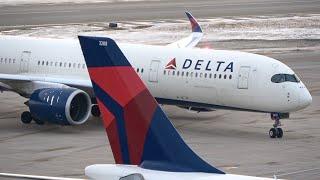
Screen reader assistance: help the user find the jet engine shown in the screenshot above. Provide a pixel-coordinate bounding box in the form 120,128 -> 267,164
28,88 -> 91,125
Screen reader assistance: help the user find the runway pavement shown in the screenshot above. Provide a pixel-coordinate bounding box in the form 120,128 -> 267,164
1,0 -> 320,26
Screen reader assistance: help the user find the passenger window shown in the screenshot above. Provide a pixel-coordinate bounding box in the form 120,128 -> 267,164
141,69 -> 144,73
50,62 -> 53,66
69,63 -> 71,68
181,71 -> 184,77
229,75 -> 232,79
82,64 -> 86,69
214,74 -> 217,79
219,74 -> 222,79
78,63 -> 81,68
60,62 -> 62,67
164,70 -> 166,75
186,72 -> 189,77
46,61 -> 49,66
38,61 -> 40,65
172,71 -> 175,76
190,72 -> 193,77
195,72 -> 198,78
224,74 -> 227,79
137,68 -> 140,73
204,73 -> 207,78
200,73 -> 203,78
209,73 -> 212,78
177,71 -> 180,76
13,59 -> 15,63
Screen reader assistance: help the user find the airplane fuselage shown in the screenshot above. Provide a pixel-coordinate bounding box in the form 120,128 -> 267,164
0,36 -> 312,113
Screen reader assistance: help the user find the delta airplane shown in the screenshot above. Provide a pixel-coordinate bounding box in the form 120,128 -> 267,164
82,36 -> 280,180
0,12 -> 312,138
0,36 -> 282,180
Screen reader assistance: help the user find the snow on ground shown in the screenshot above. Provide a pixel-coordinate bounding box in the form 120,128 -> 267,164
1,14 -> 319,46
0,0 -> 157,6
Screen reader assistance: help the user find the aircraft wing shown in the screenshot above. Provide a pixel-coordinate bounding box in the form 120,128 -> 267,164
0,73 -> 92,88
167,11 -> 203,48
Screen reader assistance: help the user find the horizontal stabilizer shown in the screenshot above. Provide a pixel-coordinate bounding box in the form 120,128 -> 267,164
0,173 -> 85,180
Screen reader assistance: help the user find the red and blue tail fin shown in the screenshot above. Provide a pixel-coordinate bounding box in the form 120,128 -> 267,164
186,11 -> 202,33
78,36 -> 224,174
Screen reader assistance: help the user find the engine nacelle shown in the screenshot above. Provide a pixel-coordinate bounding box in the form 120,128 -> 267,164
29,88 -> 91,125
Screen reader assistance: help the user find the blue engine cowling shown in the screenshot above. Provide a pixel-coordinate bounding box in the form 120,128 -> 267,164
29,88 -> 91,125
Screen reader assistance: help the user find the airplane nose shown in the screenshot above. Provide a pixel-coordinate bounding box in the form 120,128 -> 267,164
300,89 -> 312,108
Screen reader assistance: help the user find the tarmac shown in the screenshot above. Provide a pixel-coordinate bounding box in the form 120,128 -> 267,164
1,0 -> 320,26
0,0 -> 320,180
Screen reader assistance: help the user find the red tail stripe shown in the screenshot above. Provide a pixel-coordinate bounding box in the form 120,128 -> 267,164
123,89 -> 158,164
97,99 -> 123,164
88,67 -> 146,107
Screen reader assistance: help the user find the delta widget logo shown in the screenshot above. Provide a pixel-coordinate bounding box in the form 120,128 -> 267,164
165,58 -> 176,70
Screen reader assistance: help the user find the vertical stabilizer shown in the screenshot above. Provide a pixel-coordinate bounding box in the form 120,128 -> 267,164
78,36 -> 224,174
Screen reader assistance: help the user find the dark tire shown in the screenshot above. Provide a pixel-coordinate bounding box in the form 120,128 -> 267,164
276,128 -> 283,138
34,118 -> 45,125
269,128 -> 277,138
91,104 -> 101,117
21,111 -> 32,124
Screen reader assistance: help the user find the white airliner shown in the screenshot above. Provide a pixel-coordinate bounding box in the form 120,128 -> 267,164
0,12 -> 312,138
0,36 -> 282,180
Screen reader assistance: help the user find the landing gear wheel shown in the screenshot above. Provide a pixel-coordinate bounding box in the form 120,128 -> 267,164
21,111 -> 32,124
269,113 -> 285,138
91,104 -> 101,117
34,118 -> 45,125
276,128 -> 283,138
269,128 -> 277,138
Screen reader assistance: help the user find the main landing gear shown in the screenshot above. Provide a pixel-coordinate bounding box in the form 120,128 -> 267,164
21,111 -> 44,125
269,113 -> 283,138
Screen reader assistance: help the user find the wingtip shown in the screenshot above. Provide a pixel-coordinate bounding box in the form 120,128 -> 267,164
185,11 -> 202,33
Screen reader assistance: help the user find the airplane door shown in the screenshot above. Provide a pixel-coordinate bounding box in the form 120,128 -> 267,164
148,60 -> 160,83
238,66 -> 250,89
20,51 -> 31,73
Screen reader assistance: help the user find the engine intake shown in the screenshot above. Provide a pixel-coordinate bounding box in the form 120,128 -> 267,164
29,88 -> 91,125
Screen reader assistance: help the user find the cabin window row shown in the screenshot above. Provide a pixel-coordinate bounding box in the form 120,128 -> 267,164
37,60 -> 86,69
0,57 -> 16,64
163,70 -> 232,80
135,68 -> 144,74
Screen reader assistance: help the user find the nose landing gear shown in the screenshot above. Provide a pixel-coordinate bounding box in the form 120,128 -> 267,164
269,113 -> 284,138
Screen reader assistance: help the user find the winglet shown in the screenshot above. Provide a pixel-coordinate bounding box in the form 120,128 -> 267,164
186,11 -> 202,33
78,35 -> 224,174
167,11 -> 203,48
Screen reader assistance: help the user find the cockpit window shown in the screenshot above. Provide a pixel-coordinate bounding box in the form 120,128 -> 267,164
271,74 -> 300,83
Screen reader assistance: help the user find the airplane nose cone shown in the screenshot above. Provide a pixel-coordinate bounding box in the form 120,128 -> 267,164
300,89 -> 312,108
